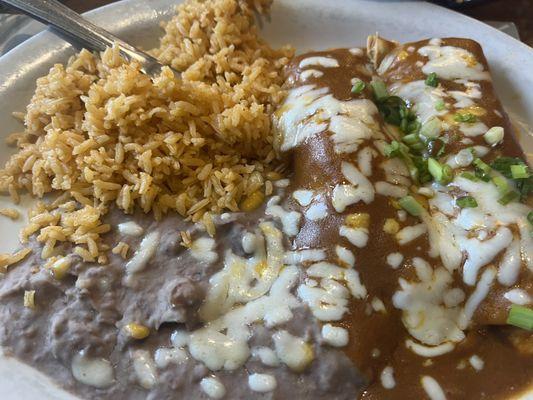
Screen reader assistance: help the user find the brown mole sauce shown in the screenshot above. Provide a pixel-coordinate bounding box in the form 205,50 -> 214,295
283,46 -> 533,399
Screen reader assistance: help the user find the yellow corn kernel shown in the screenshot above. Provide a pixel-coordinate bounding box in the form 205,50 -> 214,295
50,257 -> 71,280
389,199 -> 401,210
124,323 -> 150,340
345,213 -> 370,229
398,50 -> 409,61
240,190 -> 265,212
23,290 -> 35,309
383,218 -> 400,235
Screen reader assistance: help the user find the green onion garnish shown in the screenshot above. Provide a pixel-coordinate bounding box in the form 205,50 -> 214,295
507,305 -> 533,331
492,176 -> 509,194
456,196 -> 478,208
483,126 -> 504,146
425,72 -> 439,87
511,164 -> 530,179
473,158 -> 491,174
420,117 -> 442,139
434,100 -> 446,111
528,211 -> 533,226
498,190 -> 520,205
402,133 -> 420,145
399,195 -> 424,217
351,79 -> 366,94
428,158 -> 452,184
371,79 -> 388,100
491,157 -> 533,201
384,141 -> 401,158
472,158 -> 492,181
460,172 -> 479,181
454,112 -> 477,123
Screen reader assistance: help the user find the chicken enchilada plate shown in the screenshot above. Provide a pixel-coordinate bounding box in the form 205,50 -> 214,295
0,0 -> 531,399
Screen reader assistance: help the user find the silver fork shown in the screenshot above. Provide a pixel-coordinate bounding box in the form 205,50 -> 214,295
0,0 -> 176,78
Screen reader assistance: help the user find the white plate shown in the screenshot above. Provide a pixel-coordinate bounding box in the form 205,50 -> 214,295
0,0 -> 532,398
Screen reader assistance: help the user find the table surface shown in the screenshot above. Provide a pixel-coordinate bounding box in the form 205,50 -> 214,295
59,0 -> 533,47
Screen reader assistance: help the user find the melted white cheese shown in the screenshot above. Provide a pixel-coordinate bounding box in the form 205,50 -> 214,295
387,252 -> 404,269
391,80 -> 447,123
132,350 -> 157,389
266,196 -> 302,237
273,330 -> 314,372
406,339 -> 454,357
321,324 -> 349,347
357,146 -> 375,176
284,249 -> 326,265
300,69 -> 324,81
421,375 -> 447,400
305,201 -> 328,221
396,223 -> 427,245
469,355 -> 484,371
504,288 -> 531,305
275,85 -> 378,152
190,237 -> 218,264
375,181 -> 408,198
251,346 -> 280,367
124,231 -> 160,283
418,44 -> 490,81
336,245 -> 355,268
292,189 -> 314,206
200,376 -> 226,399
339,225 -> 369,248
154,347 -> 188,368
459,266 -> 496,329
71,353 -> 114,388
248,373 -> 277,392
299,56 -> 339,69
380,366 -> 396,389
393,258 -> 464,345
118,221 -> 143,236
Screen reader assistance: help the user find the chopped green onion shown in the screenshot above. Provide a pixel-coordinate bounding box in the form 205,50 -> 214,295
454,112 -> 477,123
511,164 -> 530,179
528,211 -> 533,226
456,196 -> 478,208
420,117 -> 442,139
402,133 -> 420,145
428,158 -> 452,184
460,172 -> 479,181
434,100 -> 446,111
399,195 -> 424,217
351,79 -> 366,94
435,139 -> 447,157
406,120 -> 421,135
472,158 -> 492,181
384,141 -> 401,158
507,305 -> 533,331
483,126 -> 504,146
473,158 -> 491,174
492,176 -> 509,194
491,157 -> 533,201
371,79 -> 388,100
498,190 -> 520,205
409,142 -> 426,152
491,157 -> 522,178
425,72 -> 439,87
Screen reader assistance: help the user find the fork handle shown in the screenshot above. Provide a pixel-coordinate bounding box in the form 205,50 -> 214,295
0,0 -> 164,75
